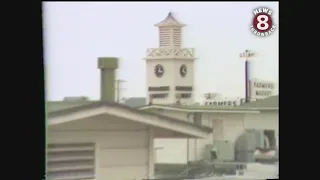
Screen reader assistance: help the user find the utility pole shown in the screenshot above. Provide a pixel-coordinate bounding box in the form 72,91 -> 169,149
115,79 -> 126,103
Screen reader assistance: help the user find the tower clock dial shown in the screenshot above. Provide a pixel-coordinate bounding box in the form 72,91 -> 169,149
154,64 -> 164,78
180,64 -> 187,77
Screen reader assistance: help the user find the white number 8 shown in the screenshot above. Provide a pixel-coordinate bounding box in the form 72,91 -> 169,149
256,15 -> 269,31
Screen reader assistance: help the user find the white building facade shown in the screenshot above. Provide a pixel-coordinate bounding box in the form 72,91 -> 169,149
142,106 -> 279,164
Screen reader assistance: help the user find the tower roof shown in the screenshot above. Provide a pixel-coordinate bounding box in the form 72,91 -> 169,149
155,12 -> 185,27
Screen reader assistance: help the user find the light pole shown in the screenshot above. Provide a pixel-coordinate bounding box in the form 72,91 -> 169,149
240,50 -> 255,103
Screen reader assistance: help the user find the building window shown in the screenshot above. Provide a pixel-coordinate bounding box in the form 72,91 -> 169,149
151,93 -> 168,99
175,86 -> 193,91
180,93 -> 192,98
47,143 -> 95,180
148,86 -> 170,91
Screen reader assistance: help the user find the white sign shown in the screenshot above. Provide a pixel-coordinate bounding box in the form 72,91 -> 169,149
203,93 -> 242,106
250,79 -> 276,100
204,100 -> 240,106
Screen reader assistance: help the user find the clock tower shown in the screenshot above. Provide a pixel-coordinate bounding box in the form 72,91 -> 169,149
144,12 -> 196,105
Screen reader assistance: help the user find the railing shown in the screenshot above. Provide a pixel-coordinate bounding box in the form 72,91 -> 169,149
145,48 -> 195,59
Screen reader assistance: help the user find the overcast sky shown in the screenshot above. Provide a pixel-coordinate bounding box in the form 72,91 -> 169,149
43,2 -> 279,101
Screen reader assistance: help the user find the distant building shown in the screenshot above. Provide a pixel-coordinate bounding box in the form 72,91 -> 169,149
124,97 -> 146,107
47,57 -> 211,180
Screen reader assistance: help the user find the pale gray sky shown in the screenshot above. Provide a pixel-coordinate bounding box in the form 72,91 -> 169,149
43,2 -> 279,101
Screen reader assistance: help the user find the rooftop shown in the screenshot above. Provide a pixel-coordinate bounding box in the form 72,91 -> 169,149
138,95 -> 279,112
239,95 -> 279,108
155,12 -> 185,27
47,100 -> 212,134
47,95 -> 278,114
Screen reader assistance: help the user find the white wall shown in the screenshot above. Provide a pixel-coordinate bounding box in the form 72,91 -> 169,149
146,59 -> 195,105
152,109 -> 279,163
244,111 -> 279,147
48,117 -> 152,180
216,113 -> 245,142
152,109 -> 213,163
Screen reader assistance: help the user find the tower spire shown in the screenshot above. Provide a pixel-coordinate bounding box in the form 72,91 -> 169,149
155,12 -> 185,48
154,12 -> 185,27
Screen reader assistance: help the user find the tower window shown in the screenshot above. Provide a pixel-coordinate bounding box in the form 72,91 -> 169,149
173,28 -> 182,47
175,86 -> 193,91
159,28 -> 171,47
148,86 -> 170,91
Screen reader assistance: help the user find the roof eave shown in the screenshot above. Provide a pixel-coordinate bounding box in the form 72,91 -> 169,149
48,102 -> 212,138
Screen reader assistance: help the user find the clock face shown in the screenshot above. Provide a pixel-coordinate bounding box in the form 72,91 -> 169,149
154,64 -> 164,78
180,64 -> 187,77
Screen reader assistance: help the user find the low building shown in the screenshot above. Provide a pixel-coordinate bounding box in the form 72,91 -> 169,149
139,95 -> 279,163
46,57 -> 212,180
47,101 -> 211,180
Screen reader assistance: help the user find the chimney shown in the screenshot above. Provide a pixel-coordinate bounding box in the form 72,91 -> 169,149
98,57 -> 118,101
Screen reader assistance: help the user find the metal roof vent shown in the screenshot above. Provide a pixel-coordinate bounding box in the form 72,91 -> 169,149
63,96 -> 89,101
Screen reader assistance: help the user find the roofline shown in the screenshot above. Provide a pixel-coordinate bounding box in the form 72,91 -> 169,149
138,105 -> 265,113
48,101 -> 212,133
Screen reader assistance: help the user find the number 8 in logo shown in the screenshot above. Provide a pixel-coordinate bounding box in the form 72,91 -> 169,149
253,13 -> 272,32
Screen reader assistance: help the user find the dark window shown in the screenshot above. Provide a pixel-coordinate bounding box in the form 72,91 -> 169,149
148,86 -> 170,91
151,93 -> 168,99
193,113 -> 202,125
175,86 -> 193,91
180,93 -> 191,98
264,130 -> 276,148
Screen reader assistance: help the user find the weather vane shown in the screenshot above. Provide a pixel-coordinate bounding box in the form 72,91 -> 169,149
240,49 -> 255,61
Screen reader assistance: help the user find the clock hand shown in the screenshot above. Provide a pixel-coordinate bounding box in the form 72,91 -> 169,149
182,68 -> 186,73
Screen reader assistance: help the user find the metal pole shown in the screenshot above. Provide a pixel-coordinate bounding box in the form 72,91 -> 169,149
115,79 -> 126,103
245,60 -> 249,103
240,50 -> 254,103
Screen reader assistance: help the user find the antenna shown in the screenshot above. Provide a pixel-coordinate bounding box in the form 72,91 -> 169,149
115,79 -> 126,103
